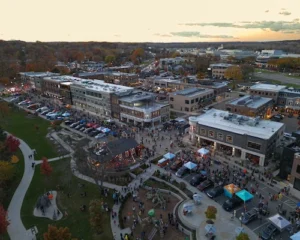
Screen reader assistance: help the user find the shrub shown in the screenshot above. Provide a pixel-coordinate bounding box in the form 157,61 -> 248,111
140,163 -> 149,170
236,232 -> 250,240
205,206 -> 217,220
179,182 -> 186,190
151,156 -> 163,164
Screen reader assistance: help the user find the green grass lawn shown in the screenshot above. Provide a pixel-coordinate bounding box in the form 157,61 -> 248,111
21,158 -> 113,240
2,150 -> 25,209
1,106 -> 57,159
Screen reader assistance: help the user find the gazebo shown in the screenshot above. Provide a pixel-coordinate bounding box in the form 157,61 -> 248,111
224,184 -> 241,198
164,152 -> 175,160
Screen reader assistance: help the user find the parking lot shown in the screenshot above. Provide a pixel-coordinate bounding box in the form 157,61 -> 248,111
165,163 -> 297,239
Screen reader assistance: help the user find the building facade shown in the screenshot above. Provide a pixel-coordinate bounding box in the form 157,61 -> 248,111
189,109 -> 285,166
249,84 -> 286,103
209,63 -> 233,79
103,72 -> 139,86
226,95 -> 273,118
70,80 -> 133,117
169,88 -> 214,113
19,72 -> 60,91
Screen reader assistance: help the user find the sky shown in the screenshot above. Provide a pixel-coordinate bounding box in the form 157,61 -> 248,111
1,0 -> 300,42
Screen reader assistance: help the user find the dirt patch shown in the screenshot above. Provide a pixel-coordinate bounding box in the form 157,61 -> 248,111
120,188 -> 187,240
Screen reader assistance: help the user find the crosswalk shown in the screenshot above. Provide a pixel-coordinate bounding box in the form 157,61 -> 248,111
284,199 -> 298,208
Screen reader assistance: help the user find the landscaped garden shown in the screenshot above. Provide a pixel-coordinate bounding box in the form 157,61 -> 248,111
1,102 -> 57,159
21,158 -> 114,240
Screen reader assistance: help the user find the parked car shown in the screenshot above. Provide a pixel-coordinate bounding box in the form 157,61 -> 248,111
70,121 -> 80,128
36,106 -> 48,113
288,113 -> 293,118
83,128 -> 93,134
170,160 -> 183,171
190,174 -> 207,186
222,197 -> 243,211
260,224 -> 279,240
197,179 -> 214,191
41,109 -> 51,115
206,185 -> 224,198
157,158 -> 170,168
89,130 -> 100,137
75,124 -> 84,130
241,208 -> 259,224
95,133 -> 106,139
64,120 -> 73,125
175,166 -> 189,178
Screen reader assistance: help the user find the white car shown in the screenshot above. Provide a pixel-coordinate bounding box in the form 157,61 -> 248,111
95,133 -> 106,139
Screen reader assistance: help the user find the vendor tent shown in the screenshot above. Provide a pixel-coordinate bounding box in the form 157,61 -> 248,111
224,184 -> 241,198
291,231 -> 300,240
197,148 -> 210,155
200,170 -> 207,175
236,189 -> 253,202
184,161 -> 197,170
268,214 -> 291,231
205,224 -> 216,234
164,152 -> 175,160
148,209 -> 155,217
193,194 -> 202,204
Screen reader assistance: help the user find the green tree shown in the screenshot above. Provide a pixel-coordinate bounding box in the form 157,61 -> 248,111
224,66 -> 243,80
89,199 -> 104,234
240,64 -> 254,80
105,55 -> 116,64
236,232 -> 250,240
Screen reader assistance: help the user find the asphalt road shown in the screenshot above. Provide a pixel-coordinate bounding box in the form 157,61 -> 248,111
254,72 -> 300,85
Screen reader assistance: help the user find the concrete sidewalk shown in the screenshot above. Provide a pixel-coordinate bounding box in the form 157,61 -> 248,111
7,138 -> 37,240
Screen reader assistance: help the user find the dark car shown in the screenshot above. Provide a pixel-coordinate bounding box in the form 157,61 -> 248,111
260,224 -> 279,240
206,185 -> 224,198
197,179 -> 214,191
222,197 -> 243,211
64,120 -> 73,125
89,130 -> 100,137
75,124 -> 84,130
175,167 -> 189,178
170,160 -> 183,171
190,174 -> 207,186
241,208 -> 259,224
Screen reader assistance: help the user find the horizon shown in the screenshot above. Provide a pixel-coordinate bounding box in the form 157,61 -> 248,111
1,0 -> 300,43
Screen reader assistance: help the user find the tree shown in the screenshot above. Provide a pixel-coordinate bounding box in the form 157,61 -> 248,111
104,55 -> 116,64
240,64 -> 254,80
0,161 -> 15,182
89,199 -> 104,234
224,66 -> 243,80
40,157 -> 53,177
194,56 -> 210,73
236,232 -> 250,240
0,127 -> 7,142
196,72 -> 206,79
0,204 -> 9,235
131,48 -> 145,65
205,206 -> 217,220
11,155 -> 19,164
43,225 -> 76,240
5,135 -> 20,153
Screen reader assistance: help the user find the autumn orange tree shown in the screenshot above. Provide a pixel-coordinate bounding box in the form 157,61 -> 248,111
224,66 -> 243,90
40,157 -> 53,177
205,206 -> 217,220
130,48 -> 145,65
89,199 -> 104,234
43,225 -> 77,240
0,204 -> 9,236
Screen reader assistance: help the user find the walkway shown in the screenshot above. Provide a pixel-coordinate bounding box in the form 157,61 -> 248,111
6,136 -> 72,240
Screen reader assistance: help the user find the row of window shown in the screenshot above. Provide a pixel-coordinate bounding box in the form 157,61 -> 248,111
200,129 -> 233,143
170,95 -> 213,104
250,90 -> 276,97
86,91 -> 102,98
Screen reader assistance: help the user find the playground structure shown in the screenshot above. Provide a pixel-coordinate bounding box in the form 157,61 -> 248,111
146,189 -> 167,209
138,209 -> 165,240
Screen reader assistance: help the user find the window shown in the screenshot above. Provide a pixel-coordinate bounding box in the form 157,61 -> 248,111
170,97 -> 174,101
200,128 -> 206,136
191,99 -> 194,104
185,100 -> 189,104
247,141 -> 261,150
170,104 -> 173,109
208,130 -> 215,138
196,98 -> 199,102
185,107 -> 189,112
294,177 -> 300,191
226,135 -> 233,143
297,165 -> 300,174
217,133 -> 223,140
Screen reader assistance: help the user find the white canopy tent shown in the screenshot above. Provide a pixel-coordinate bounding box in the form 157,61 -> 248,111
197,148 -> 210,155
268,214 -> 291,231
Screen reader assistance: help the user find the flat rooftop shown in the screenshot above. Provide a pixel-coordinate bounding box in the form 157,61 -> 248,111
209,63 -> 233,68
173,88 -> 212,97
190,109 -> 284,139
43,75 -> 84,82
228,95 -> 272,109
19,72 -> 60,77
72,80 -> 133,93
120,91 -> 154,103
250,83 -> 286,92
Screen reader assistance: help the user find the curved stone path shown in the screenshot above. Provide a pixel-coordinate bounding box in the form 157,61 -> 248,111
6,136 -> 70,240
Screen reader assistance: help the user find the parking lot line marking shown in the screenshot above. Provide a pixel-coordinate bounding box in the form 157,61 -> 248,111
252,221 -> 269,232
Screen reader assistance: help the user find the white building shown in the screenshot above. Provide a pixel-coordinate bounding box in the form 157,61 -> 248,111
189,109 -> 285,166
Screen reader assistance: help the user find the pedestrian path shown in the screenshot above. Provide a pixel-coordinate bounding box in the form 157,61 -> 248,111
7,138 -> 37,240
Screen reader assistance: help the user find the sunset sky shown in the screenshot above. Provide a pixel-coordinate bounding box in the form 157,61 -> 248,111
1,0 -> 300,42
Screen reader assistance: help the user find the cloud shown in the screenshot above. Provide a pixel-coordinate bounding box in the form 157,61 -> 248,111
265,10 -> 269,13
170,31 -> 235,39
153,33 -> 173,37
279,11 -> 291,16
181,20 -> 300,34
